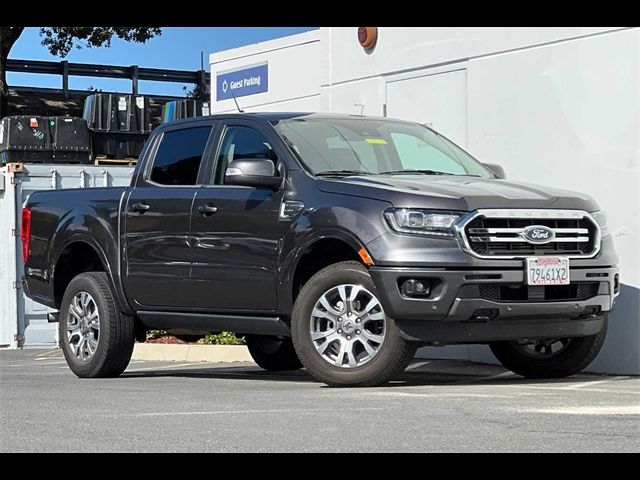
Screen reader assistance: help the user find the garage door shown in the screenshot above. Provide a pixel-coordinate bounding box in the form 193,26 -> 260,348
386,68 -> 468,148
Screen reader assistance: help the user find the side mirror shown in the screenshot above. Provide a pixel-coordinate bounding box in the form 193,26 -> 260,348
484,163 -> 506,179
224,158 -> 282,189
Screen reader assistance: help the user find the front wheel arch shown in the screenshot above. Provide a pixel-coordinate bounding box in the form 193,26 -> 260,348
286,233 -> 367,310
291,260 -> 416,387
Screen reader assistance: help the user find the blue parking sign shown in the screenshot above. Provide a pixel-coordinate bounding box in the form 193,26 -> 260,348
216,63 -> 268,101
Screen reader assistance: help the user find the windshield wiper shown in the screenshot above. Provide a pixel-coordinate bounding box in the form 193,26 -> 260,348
378,169 -> 452,176
315,170 -> 372,177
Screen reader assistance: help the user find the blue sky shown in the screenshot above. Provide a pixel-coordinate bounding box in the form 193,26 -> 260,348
8,27 -> 317,96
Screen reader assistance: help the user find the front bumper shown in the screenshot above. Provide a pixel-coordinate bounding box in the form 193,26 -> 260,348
369,264 -> 619,345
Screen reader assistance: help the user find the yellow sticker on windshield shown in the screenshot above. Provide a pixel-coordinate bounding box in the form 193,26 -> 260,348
365,138 -> 387,144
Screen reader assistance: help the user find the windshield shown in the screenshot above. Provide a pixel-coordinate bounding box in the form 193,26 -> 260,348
272,117 -> 493,178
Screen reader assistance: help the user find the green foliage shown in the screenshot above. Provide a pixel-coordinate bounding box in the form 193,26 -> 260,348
1,26 -> 161,117
39,27 -> 162,57
183,83 -> 209,101
197,332 -> 245,345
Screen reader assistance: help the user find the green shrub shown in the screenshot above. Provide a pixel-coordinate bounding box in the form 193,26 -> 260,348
197,332 -> 245,345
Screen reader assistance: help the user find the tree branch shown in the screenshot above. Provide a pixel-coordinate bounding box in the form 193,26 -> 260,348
1,27 -> 24,61
8,27 -> 25,46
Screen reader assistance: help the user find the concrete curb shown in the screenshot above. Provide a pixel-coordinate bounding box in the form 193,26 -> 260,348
132,343 -> 254,363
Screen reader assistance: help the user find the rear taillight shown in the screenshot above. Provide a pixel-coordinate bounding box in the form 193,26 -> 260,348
21,207 -> 32,263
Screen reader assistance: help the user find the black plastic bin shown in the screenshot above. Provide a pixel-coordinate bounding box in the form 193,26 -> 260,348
50,117 -> 91,163
83,94 -> 151,159
91,131 -> 149,159
1,116 -> 91,164
0,116 -> 51,163
83,93 -> 151,133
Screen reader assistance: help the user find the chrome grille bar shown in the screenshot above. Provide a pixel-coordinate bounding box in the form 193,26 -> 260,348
468,227 -> 589,234
469,236 -> 590,243
454,209 -> 602,259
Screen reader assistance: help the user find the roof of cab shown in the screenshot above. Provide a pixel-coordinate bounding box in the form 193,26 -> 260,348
159,111 -> 406,128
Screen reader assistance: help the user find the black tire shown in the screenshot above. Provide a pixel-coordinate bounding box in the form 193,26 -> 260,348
490,316 -> 608,379
291,261 -> 417,387
245,335 -> 302,371
59,272 -> 135,378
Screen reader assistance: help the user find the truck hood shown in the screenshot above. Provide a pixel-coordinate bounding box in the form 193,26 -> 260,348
316,174 -> 599,212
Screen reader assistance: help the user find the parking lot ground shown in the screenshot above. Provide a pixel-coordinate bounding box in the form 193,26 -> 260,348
1,348 -> 638,452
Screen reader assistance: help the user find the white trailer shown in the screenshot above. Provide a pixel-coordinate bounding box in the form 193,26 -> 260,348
0,163 -> 134,348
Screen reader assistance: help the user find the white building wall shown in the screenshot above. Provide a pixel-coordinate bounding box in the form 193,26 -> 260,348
320,77 -> 383,116
323,27 -> 617,84
210,30 -> 321,113
320,28 -> 624,115
210,27 -> 640,374
464,28 -> 640,373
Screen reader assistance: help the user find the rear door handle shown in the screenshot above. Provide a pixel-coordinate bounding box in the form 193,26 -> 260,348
197,204 -> 218,215
131,202 -> 150,213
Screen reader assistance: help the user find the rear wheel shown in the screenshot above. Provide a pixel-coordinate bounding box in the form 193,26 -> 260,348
59,272 -> 134,378
245,335 -> 302,371
490,316 -> 607,378
291,261 -> 416,387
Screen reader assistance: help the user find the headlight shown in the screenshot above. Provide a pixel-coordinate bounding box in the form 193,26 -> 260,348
383,208 -> 462,237
591,211 -> 608,236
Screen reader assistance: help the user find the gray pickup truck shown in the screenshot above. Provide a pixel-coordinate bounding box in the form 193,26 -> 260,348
22,113 -> 620,386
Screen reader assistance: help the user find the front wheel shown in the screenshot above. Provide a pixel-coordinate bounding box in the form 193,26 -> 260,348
291,261 -> 417,387
490,316 -> 607,379
59,272 -> 135,378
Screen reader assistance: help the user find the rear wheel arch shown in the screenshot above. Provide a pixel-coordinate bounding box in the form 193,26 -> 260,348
52,239 -> 112,308
59,271 -> 135,378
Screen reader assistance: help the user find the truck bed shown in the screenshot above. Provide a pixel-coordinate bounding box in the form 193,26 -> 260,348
25,187 -> 127,308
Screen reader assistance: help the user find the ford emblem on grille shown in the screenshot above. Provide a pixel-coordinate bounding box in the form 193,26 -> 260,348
521,225 -> 556,244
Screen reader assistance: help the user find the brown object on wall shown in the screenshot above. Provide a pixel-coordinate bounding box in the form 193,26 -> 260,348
358,27 -> 378,49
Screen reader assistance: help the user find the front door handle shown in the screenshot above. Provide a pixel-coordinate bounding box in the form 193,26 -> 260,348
131,202 -> 150,213
197,204 -> 218,215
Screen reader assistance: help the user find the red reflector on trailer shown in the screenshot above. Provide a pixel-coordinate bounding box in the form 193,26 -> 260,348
21,207 -> 32,263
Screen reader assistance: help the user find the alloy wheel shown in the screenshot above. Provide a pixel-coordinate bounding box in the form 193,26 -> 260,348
309,284 -> 386,368
66,291 -> 100,361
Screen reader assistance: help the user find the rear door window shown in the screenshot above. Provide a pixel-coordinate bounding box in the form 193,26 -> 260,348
150,126 -> 212,185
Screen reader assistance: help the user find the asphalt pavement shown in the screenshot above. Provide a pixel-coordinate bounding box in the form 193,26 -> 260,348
1,348 -> 638,452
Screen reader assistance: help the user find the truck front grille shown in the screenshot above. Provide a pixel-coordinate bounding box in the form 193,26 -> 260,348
478,282 -> 600,302
458,209 -> 600,258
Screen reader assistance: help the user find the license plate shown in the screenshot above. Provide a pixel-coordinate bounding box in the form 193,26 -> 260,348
526,257 -> 570,286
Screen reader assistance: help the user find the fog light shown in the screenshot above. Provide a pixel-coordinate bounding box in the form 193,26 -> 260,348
401,279 -> 431,298
582,305 -> 602,317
